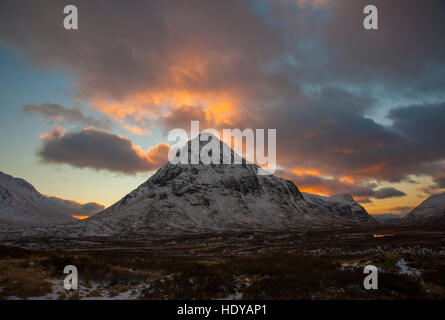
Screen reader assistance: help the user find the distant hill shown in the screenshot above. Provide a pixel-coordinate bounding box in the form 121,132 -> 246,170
0,171 -> 74,226
370,213 -> 404,224
401,193 -> 445,225
302,192 -> 376,223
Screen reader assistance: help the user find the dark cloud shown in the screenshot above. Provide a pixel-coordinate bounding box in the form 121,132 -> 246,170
0,0 -> 284,102
269,88 -> 400,177
38,127 -> 169,174
45,196 -> 104,217
434,177 -> 445,189
315,0 -> 445,93
356,198 -> 372,204
286,170 -> 406,200
1,0 -> 445,193
24,103 -> 111,129
282,171 -> 378,198
389,103 -> 445,143
161,105 -> 209,133
268,90 -> 445,186
373,187 -> 406,199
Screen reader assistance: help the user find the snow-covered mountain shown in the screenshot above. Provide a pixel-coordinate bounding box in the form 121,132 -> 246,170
0,171 -> 74,226
26,133 -> 359,237
401,193 -> 445,225
302,192 -> 375,223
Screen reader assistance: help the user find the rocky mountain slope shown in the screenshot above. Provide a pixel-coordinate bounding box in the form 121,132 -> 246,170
302,192 -> 375,222
71,134 -> 360,236
2,133 -> 365,239
2,134 -> 385,240
401,193 -> 445,225
0,171 -> 74,226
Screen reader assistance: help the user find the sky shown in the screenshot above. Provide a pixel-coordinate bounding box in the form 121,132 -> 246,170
0,0 -> 445,215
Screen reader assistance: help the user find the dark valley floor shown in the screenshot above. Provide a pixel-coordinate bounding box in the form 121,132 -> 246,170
1,224 -> 445,300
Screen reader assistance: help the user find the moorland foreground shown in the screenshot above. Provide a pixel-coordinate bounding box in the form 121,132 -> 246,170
1,224 -> 445,300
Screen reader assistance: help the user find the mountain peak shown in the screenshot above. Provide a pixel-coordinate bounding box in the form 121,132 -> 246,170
70,138 -> 360,236
171,132 -> 248,167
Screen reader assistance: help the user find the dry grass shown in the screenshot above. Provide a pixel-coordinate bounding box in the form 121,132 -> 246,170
1,227 -> 445,300
0,259 -> 52,299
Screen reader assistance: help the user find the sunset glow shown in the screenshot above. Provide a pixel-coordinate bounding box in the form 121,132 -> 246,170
0,0 -> 444,217
72,215 -> 90,220
2,0 -> 445,305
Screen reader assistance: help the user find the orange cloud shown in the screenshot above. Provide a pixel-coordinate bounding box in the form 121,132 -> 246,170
298,185 -> 331,196
357,163 -> 386,175
205,102 -> 238,127
291,166 -> 321,177
88,48 -> 246,135
93,88 -> 243,135
340,176 -> 355,184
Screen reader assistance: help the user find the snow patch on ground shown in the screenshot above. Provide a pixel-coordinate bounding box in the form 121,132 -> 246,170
222,292 -> 243,300
6,279 -> 148,300
396,258 -> 420,277
340,261 -> 359,270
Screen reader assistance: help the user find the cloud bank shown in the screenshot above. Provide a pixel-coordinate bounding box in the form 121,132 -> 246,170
45,196 -> 105,218
24,103 -> 111,129
1,0 -> 445,201
38,127 -> 169,174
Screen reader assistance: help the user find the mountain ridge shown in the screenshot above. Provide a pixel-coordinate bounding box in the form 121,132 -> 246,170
67,134 -> 367,236
0,134 -> 389,238
301,192 -> 376,223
